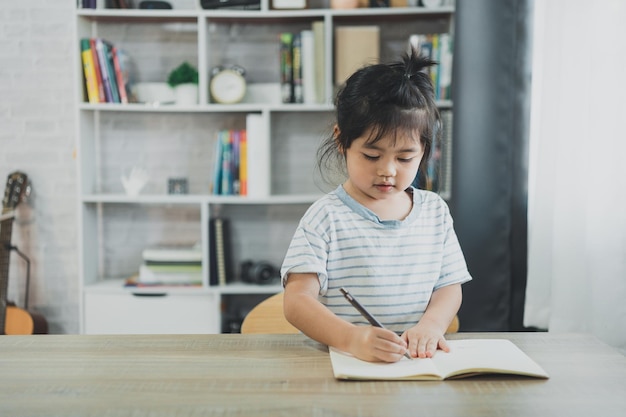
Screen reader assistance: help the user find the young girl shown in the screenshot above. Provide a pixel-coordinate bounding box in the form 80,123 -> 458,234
281,49 -> 472,363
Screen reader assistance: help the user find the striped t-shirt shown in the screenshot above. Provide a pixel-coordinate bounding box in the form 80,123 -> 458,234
281,185 -> 472,333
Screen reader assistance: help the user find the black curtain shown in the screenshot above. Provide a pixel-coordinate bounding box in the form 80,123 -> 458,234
449,0 -> 533,331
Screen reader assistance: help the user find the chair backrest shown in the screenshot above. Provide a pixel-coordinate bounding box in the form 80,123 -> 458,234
240,291 -> 460,334
240,292 -> 299,334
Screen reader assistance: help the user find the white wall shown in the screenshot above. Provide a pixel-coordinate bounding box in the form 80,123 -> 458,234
1,1 -> 78,333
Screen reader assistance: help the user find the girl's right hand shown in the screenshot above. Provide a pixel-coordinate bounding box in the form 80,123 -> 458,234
348,326 -> 408,363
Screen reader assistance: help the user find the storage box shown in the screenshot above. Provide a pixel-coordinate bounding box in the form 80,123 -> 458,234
334,26 -> 380,86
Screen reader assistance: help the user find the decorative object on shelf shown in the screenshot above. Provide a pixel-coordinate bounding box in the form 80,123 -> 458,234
120,167 -> 149,196
167,62 -> 199,105
209,65 -> 247,104
240,260 -> 279,285
167,178 -> 188,195
130,82 -> 175,105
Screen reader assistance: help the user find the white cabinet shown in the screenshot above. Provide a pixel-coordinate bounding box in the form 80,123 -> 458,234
75,2 -> 455,334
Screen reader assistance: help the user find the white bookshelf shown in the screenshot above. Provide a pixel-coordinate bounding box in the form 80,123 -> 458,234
75,2 -> 455,334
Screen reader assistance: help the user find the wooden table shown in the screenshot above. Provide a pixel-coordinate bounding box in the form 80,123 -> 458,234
1,332 -> 625,417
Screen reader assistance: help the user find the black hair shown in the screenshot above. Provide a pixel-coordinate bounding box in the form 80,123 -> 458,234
316,47 -> 441,189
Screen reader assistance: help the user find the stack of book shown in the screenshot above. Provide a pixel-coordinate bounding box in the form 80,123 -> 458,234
137,245 -> 203,286
79,37 -> 129,104
279,20 -> 325,104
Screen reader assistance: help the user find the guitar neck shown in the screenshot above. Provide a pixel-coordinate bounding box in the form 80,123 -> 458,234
0,216 -> 15,333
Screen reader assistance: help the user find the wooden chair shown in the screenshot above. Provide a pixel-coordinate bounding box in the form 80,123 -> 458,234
240,292 -> 460,334
240,292 -> 299,334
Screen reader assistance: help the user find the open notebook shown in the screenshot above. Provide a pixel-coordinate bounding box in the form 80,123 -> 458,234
329,339 -> 549,381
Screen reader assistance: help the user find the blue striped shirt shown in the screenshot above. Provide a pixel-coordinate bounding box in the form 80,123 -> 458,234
281,185 -> 472,333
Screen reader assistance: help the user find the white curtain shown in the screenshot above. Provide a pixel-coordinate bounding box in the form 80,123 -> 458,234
525,0 -> 626,354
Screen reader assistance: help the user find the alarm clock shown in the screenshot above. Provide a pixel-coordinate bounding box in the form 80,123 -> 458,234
209,65 -> 247,104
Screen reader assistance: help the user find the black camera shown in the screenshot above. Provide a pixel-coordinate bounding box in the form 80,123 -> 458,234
240,260 -> 278,285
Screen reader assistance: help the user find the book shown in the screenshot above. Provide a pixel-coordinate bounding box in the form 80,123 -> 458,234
89,38 -> 105,103
245,114 -> 270,198
239,129 -> 248,195
110,45 -> 128,104
279,32 -> 293,103
95,38 -> 115,103
142,245 -> 202,263
80,39 -> 100,103
209,217 -> 233,286
329,339 -> 549,381
138,264 -> 202,285
334,26 -> 380,87
102,41 -> 120,103
312,20 -> 326,104
300,29 -> 316,104
291,32 -> 303,103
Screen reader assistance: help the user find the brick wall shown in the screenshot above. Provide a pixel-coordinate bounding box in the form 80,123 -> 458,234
1,1 -> 78,333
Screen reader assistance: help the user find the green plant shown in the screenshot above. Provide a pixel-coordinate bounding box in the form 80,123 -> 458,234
167,62 -> 199,87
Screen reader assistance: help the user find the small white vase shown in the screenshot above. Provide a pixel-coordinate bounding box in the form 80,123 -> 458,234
174,83 -> 198,105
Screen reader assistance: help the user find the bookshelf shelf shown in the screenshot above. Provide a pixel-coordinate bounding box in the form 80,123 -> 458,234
75,1 -> 455,335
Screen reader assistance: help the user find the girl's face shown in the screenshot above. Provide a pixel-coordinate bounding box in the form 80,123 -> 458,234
342,128 -> 424,208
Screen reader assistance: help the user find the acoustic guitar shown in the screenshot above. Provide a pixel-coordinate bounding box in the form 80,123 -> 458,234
1,171 -> 48,335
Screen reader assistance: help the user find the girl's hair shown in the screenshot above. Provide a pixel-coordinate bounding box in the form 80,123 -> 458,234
316,47 -> 441,188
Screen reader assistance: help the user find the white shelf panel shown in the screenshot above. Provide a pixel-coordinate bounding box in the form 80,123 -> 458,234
81,194 -> 321,205
84,279 -> 281,296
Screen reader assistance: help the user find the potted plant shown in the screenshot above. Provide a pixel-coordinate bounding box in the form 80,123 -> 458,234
167,61 -> 199,105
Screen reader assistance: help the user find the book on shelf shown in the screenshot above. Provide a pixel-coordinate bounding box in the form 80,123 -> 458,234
312,20 -> 326,104
329,339 -> 549,381
334,26 -> 380,87
291,32 -> 303,104
142,245 -> 203,264
209,217 -> 233,286
300,29 -> 316,104
138,264 -> 202,286
280,32 -> 294,104
89,38 -> 105,103
80,39 -> 100,104
245,113 -> 270,198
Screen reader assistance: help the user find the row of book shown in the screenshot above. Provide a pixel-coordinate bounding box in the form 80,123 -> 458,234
211,114 -> 270,197
279,20 -> 326,105
409,33 -> 454,101
80,37 -> 129,104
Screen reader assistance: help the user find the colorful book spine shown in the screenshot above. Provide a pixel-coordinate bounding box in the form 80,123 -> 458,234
292,32 -> 303,104
102,41 -> 120,103
89,38 -> 105,103
95,38 -> 114,103
312,20 -> 326,104
239,129 -> 248,196
280,32 -> 294,103
111,45 -> 128,104
301,29 -> 316,104
80,39 -> 99,104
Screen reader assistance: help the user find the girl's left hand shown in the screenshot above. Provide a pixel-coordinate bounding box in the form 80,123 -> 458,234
401,319 -> 450,358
